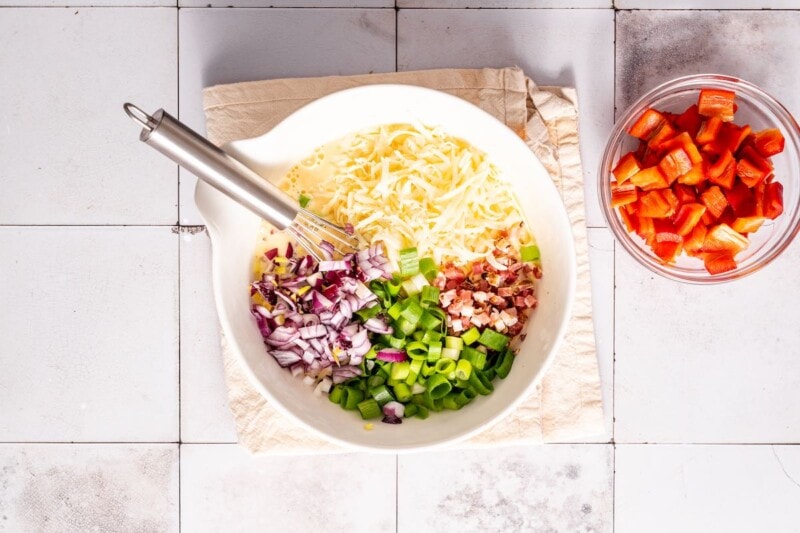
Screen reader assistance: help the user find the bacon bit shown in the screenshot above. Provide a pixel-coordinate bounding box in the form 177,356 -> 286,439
497,287 -> 514,298
473,291 -> 488,303
460,305 -> 474,317
524,295 -> 538,307
458,290 -> 473,303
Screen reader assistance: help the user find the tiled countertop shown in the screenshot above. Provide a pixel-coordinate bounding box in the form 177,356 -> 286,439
1,2 -> 799,532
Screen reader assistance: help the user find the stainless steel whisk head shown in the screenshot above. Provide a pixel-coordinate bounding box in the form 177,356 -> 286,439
124,103 -> 358,257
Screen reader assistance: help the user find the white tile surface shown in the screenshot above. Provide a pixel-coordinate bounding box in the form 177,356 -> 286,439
616,444 -> 800,533
400,0 -> 608,6
180,229 -> 237,443
586,228 -> 614,442
180,444 -> 396,532
397,9 -> 614,229
616,10 -> 800,114
398,444 -> 613,532
181,0 -> 390,6
618,0 -> 800,7
0,8 -> 177,225
178,8 -> 397,224
614,240 -> 800,443
0,227 -> 178,442
0,0 -> 172,5
0,444 -> 178,533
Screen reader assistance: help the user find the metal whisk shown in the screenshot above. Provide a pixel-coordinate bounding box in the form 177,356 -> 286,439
123,103 -> 358,260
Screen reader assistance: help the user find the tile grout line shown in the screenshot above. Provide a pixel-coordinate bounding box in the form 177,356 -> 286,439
176,8 -> 182,533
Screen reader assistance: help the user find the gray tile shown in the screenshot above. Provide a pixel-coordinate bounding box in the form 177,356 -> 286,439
0,8 -> 177,225
181,0 -> 390,5
178,8 -> 397,225
0,0 -> 172,4
0,444 -> 178,533
180,444 -> 396,532
587,227 -> 614,442
614,237 -> 800,443
618,0 -> 800,8
616,444 -> 800,533
400,0 -> 609,6
398,9 -> 615,229
398,444 -> 613,532
0,227 -> 179,442
616,10 -> 800,115
180,229 -> 238,443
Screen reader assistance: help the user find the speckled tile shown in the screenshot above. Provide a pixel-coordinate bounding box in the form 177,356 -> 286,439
0,8 -> 177,225
180,444 -> 396,532
180,229 -> 238,443
398,444 -> 613,532
178,8 -> 396,225
616,10 -> 800,115
614,237 -> 800,443
618,0 -> 800,8
399,0 -> 609,6
180,0 -> 391,6
0,444 -> 178,533
398,9 -> 615,229
616,444 -> 800,533
0,227 -> 179,442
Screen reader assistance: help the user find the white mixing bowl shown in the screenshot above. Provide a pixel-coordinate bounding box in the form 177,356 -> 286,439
195,84 -> 576,452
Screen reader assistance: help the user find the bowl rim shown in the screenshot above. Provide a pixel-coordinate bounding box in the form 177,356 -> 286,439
196,83 -> 577,453
599,73 -> 800,284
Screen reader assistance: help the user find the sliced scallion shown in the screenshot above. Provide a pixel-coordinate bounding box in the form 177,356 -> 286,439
520,244 -> 540,263
418,257 -> 438,281
357,398 -> 381,419
455,358 -> 472,381
399,247 -> 420,278
461,327 -> 481,346
426,374 -> 453,400
477,328 -> 509,351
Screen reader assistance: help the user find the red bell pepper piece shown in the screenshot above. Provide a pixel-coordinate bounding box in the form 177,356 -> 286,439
636,216 -> 655,242
611,181 -> 638,208
648,121 -> 679,150
674,104 -> 702,138
700,185 -> 729,219
618,206 -> 638,233
612,152 -> 642,184
628,108 -> 666,140
684,223 -> 708,256
702,223 -> 749,254
752,128 -> 786,157
736,158 -> 771,188
731,216 -> 767,234
673,183 -> 697,205
698,88 -> 736,122
659,132 -> 703,164
673,203 -> 707,236
630,166 -> 669,190
637,190 -> 674,218
695,116 -> 723,145
703,252 -> 737,275
677,162 -> 707,186
707,150 -> 736,189
763,182 -> 784,220
725,181 -> 756,217
658,147 -> 693,184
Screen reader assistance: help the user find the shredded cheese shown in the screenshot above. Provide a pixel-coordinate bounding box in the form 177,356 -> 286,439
280,123 -> 532,265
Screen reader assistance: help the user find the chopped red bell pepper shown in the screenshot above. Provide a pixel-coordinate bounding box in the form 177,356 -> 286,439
725,181 -> 756,217
700,185 -> 729,219
673,203 -> 707,236
673,183 -> 697,205
702,223 -> 749,254
637,190 -> 674,218
677,162 -> 707,186
647,121 -> 678,150
752,128 -> 786,157
612,152 -> 642,184
630,166 -> 669,190
703,252 -> 737,274
763,182 -> 784,220
673,104 -> 702,138
695,116 -> 723,145
698,88 -> 736,122
628,108 -> 666,140
684,223 -> 708,255
611,181 -> 638,208
618,206 -> 638,233
659,132 -> 703,164
636,216 -> 655,242
707,150 -> 736,189
736,157 -> 771,188
658,147 -> 693,183
731,216 -> 767,234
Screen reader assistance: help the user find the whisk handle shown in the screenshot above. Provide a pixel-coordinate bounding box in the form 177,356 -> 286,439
124,103 -> 298,230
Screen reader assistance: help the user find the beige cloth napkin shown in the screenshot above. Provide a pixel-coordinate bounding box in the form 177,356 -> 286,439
203,67 -> 604,453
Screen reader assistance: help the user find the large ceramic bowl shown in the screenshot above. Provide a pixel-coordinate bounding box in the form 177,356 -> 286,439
195,84 -> 576,452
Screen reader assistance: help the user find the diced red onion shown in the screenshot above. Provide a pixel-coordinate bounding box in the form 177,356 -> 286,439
376,348 -> 407,362
363,317 -> 393,334
318,260 -> 348,272
265,248 -> 278,260
319,240 -> 335,260
382,414 -> 402,425
383,401 -> 405,419
299,324 -> 326,339
271,350 -> 302,368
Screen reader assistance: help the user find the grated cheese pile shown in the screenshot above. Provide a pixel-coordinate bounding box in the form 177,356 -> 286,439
280,123 -> 532,265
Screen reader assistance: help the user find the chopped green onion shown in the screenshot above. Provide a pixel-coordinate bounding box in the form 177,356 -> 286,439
399,247 -> 420,278
412,330 -> 425,342
393,382 -> 413,403
426,342 -> 442,363
369,384 -> 395,406
355,304 -> 381,321
455,388 -> 477,406
520,244 -> 540,262
422,330 -> 442,345
298,193 -> 311,208
444,336 -> 463,351
443,393 -> 462,410
384,333 -> 406,350
367,375 -> 386,389
461,327 -> 481,346
442,347 -> 460,361
341,386 -> 364,410
455,358 -> 473,381
328,385 -> 343,404
386,278 -> 402,297
478,328 -> 509,351
455,378 -> 471,389
387,301 -> 403,320
431,398 -> 444,412
468,370 -> 494,395
460,346 -> 487,370
418,257 -> 438,281
395,317 -> 417,336
386,376 -> 400,387
483,368 -> 497,381
390,361 -> 410,381
404,403 -> 418,418
421,363 -> 437,378
415,405 -> 430,419
400,299 -> 424,326
406,341 -> 428,360
357,398 -> 381,419
365,346 -> 378,360
420,285 -> 440,307
419,311 -> 442,331
406,359 -> 423,385
434,358 -> 456,375
495,349 -> 515,379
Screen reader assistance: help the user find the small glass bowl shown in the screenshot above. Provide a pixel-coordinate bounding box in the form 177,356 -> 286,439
599,74 -> 800,283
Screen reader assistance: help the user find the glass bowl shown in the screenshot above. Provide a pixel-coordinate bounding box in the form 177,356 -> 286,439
599,74 -> 800,283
